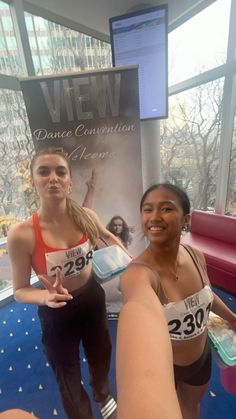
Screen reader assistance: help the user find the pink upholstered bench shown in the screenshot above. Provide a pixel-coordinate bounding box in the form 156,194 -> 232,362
181,210 -> 236,294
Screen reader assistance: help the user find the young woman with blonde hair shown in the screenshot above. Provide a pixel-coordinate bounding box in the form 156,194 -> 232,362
8,148 -> 124,419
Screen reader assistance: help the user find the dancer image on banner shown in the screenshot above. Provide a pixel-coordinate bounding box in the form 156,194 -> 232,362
82,168 -> 97,209
81,175 -> 133,252
106,216 -> 134,249
80,174 -> 134,252
119,183 -> 236,419
7,148 -> 128,419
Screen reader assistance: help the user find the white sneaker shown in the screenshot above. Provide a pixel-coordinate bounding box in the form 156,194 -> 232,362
98,395 -> 117,419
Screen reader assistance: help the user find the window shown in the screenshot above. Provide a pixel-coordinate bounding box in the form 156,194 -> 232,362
24,12 -> 112,75
0,89 -> 36,227
0,5 -> 112,295
2,15 -> 13,31
226,105 -> 236,216
6,36 -> 17,49
163,0 -> 236,216
0,1 -> 24,75
0,88 -> 38,294
168,0 -> 231,85
161,78 -> 224,210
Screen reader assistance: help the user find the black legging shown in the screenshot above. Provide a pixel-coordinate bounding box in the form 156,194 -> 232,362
174,337 -> 212,386
38,274 -> 111,419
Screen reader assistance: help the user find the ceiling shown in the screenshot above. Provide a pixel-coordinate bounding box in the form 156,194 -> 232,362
24,0 -> 210,38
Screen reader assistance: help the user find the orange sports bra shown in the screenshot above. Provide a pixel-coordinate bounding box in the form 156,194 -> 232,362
31,212 -> 88,275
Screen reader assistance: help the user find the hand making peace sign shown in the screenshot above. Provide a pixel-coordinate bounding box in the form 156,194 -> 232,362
38,267 -> 73,308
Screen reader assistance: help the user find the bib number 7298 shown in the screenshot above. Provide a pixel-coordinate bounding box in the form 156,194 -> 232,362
50,250 -> 93,278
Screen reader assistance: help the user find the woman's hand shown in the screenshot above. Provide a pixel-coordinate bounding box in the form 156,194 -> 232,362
86,168 -> 97,191
38,267 -> 73,308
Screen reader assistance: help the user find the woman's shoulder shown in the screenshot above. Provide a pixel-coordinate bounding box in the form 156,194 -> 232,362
82,206 -> 98,223
122,251 -> 160,290
180,244 -> 207,277
130,256 -> 159,276
181,243 -> 205,263
7,216 -> 34,247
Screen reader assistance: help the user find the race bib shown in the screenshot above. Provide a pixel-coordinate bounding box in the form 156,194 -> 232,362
45,240 -> 93,278
164,285 -> 213,341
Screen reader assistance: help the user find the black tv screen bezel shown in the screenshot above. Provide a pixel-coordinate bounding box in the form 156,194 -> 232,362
109,4 -> 168,121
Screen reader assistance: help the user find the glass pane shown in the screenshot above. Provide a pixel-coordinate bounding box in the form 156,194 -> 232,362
0,89 -> 38,227
226,105 -> 236,216
0,1 -> 24,76
160,78 -> 224,210
0,237 -> 10,293
24,12 -> 112,75
0,89 -> 39,293
169,0 -> 231,85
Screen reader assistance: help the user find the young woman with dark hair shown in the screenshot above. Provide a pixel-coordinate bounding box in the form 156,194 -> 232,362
119,183 -> 236,419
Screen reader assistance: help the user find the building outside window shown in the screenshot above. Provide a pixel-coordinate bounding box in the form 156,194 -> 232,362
0,1 -> 24,75
24,12 -> 112,75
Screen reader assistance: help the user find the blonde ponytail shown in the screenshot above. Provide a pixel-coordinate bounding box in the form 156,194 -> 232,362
66,198 -> 98,246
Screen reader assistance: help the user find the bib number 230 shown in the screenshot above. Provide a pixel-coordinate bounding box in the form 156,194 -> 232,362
50,250 -> 93,278
168,303 -> 211,337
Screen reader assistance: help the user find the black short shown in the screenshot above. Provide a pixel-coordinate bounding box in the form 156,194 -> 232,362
174,338 -> 212,386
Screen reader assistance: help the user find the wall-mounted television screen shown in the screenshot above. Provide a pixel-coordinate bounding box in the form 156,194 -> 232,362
109,4 -> 168,120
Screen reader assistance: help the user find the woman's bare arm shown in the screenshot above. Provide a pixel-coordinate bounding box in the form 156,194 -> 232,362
7,224 -> 72,307
82,169 -> 97,208
117,266 -> 182,419
212,292 -> 236,322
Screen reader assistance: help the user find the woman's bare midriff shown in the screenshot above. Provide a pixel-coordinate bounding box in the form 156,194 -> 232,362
172,330 -> 208,366
59,264 -> 93,293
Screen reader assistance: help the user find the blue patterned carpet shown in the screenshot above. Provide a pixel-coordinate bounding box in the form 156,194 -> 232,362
0,288 -> 236,418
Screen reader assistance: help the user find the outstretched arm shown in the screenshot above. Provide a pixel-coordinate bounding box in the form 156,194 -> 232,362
117,266 -> 182,419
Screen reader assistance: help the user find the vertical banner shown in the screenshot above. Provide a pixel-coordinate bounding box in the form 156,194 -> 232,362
20,65 -> 144,315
